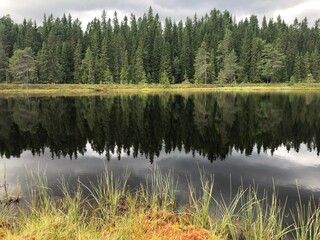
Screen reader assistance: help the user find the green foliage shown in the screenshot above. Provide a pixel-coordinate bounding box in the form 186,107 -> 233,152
160,70 -> 170,86
258,44 -> 285,83
104,66 -> 114,83
0,41 -> 8,81
60,41 -> 73,83
306,73 -> 316,83
120,51 -> 129,84
132,46 -> 147,84
38,35 -> 63,83
73,41 -> 82,83
289,76 -> 296,86
218,49 -> 240,83
81,47 -> 95,84
194,41 -> 210,84
9,47 -> 36,84
0,8 -> 320,84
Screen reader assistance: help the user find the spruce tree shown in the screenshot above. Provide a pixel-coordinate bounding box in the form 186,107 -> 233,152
0,41 -> 8,82
310,50 -> 320,81
160,70 -> 170,86
132,46 -> 147,84
258,43 -> 285,83
60,41 -> 73,83
218,49 -> 240,83
209,49 -> 217,83
38,32 -> 63,83
73,40 -> 82,83
194,41 -> 210,84
160,42 -> 172,82
81,47 -> 95,83
120,50 -> 129,84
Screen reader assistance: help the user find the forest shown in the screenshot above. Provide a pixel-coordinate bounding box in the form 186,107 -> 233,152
0,7 -> 320,85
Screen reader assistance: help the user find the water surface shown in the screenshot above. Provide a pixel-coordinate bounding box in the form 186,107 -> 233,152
1,93 -> 320,209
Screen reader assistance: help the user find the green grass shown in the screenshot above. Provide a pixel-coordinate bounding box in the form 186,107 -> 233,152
0,169 -> 319,239
1,82 -> 320,96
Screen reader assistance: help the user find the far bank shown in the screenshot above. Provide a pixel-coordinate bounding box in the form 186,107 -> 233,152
1,83 -> 320,96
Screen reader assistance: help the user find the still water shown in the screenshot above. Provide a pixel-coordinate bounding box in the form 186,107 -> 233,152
0,93 -> 320,208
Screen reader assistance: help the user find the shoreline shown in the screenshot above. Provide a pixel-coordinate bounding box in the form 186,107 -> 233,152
1,83 -> 320,96
0,170 -> 319,239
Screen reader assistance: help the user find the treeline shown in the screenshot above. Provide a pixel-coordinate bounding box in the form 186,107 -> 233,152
0,7 -> 320,84
1,94 -> 320,161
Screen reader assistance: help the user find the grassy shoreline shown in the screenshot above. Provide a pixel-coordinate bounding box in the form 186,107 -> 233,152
1,83 -> 320,96
0,170 -> 319,239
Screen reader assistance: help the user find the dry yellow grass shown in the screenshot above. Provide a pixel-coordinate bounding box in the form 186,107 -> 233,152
1,83 -> 320,97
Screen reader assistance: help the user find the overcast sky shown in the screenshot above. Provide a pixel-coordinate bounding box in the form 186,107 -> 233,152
1,0 -> 320,27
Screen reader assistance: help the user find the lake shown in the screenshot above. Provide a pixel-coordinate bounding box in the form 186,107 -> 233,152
1,92 -> 320,210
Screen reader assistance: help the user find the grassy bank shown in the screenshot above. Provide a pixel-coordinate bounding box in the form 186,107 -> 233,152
0,170 -> 319,239
1,83 -> 320,96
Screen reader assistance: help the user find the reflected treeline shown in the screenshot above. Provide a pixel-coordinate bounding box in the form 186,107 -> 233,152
1,93 -> 320,162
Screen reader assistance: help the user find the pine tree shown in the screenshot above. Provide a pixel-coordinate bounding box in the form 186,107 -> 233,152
81,47 -> 95,83
194,41 -> 210,84
104,66 -> 114,83
151,30 -> 163,83
208,49 -> 217,83
293,53 -> 304,81
239,31 -> 251,82
120,50 -> 129,84
73,40 -> 82,83
310,50 -> 320,81
258,43 -> 285,83
112,32 -> 126,83
161,42 -> 172,82
9,47 -> 36,84
0,41 -> 8,81
181,18 -> 194,81
132,46 -> 147,84
218,49 -> 240,83
249,37 -> 261,82
98,36 -> 109,83
160,70 -> 170,86
38,38 -> 63,83
0,8 -> 320,85
60,41 -> 73,83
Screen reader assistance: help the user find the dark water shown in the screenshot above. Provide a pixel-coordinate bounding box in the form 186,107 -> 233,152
1,93 -> 320,209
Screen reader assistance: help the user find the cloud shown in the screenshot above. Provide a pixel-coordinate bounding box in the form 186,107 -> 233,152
1,0 -> 319,26
273,0 -> 320,24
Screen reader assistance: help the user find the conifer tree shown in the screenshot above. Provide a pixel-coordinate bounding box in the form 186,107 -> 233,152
81,47 -> 95,83
218,49 -> 240,83
38,37 -> 63,83
60,41 -> 73,83
209,49 -> 217,83
104,66 -> 114,83
120,50 -> 129,84
258,43 -> 285,83
73,40 -> 82,83
0,8 -> 320,85
99,37 -> 109,82
194,41 -> 210,84
132,46 -> 147,84
310,50 -> 320,81
160,70 -> 170,86
160,42 -> 172,82
0,41 -> 8,81
9,47 -> 36,84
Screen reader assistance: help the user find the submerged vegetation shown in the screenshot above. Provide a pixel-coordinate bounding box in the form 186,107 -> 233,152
0,7 -> 320,85
0,169 -> 319,239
